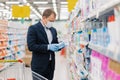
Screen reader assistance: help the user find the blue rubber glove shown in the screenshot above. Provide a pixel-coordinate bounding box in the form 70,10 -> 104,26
48,44 -> 59,52
58,42 -> 66,49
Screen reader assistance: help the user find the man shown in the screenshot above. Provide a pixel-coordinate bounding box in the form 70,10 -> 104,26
27,9 -> 65,80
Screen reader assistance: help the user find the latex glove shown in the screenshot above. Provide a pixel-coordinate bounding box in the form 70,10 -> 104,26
48,44 -> 59,52
58,42 -> 66,49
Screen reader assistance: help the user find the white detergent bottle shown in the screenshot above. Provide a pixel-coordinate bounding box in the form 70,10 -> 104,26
107,15 -> 117,52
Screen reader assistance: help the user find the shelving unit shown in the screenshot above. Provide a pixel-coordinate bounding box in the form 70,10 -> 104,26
0,20 -> 29,71
80,0 -> 120,22
80,41 -> 89,46
67,0 -> 120,80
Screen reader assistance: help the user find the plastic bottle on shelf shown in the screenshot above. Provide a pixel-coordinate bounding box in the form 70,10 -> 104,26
93,28 -> 97,44
103,27 -> 110,47
77,49 -> 84,64
114,6 -> 120,47
107,15 -> 117,51
90,30 -> 93,44
84,29 -> 89,42
97,28 -> 100,46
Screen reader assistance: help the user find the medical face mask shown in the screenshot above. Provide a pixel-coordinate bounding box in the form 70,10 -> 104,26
46,21 -> 53,28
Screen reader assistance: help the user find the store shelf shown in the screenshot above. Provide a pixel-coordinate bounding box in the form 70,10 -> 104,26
0,30 -> 7,32
0,24 -> 8,27
0,46 -> 6,49
88,43 -> 120,63
80,0 -> 120,22
0,39 -> 8,41
7,32 -> 26,34
0,20 -> 27,73
80,41 -> 89,46
8,38 -> 25,41
17,53 -> 25,60
0,53 -> 13,59
7,26 -> 27,29
8,41 -> 26,48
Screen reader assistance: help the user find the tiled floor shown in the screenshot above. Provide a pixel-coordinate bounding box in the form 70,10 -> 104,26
53,53 -> 70,80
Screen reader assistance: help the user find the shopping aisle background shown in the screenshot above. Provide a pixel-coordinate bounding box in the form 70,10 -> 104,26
0,53 -> 69,80
54,53 -> 69,80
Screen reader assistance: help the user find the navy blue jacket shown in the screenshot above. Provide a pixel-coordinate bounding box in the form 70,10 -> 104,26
27,21 -> 58,73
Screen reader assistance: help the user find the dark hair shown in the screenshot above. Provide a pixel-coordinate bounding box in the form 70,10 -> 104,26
42,9 -> 56,18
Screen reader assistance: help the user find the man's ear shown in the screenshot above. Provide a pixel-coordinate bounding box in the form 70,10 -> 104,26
42,16 -> 46,19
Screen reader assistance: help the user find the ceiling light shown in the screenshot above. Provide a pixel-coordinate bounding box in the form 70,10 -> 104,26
33,1 -> 48,4
0,3 -> 5,6
52,0 -> 58,19
30,6 -> 42,19
38,7 -> 49,13
22,0 -> 41,19
60,2 -> 68,4
6,2 -> 20,4
26,3 -> 30,6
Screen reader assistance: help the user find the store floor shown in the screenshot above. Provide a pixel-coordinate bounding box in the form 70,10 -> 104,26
53,53 -> 70,80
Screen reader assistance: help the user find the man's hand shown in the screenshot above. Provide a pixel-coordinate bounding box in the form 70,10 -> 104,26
48,44 -> 59,52
58,42 -> 66,49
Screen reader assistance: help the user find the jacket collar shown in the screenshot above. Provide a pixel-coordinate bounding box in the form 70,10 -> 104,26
36,21 -> 55,44
37,21 -> 49,43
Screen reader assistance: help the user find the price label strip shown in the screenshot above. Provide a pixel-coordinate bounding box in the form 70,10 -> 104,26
0,59 -> 23,63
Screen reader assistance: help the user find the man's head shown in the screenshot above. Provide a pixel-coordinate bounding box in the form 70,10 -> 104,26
42,9 -> 56,27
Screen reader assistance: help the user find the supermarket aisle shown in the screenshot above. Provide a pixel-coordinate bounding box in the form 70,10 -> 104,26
53,53 -> 69,80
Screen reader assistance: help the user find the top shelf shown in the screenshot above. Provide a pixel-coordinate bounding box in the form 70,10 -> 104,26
81,0 -> 120,22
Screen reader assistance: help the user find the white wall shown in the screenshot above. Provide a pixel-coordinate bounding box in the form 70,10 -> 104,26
53,21 -> 67,35
53,21 -> 68,42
